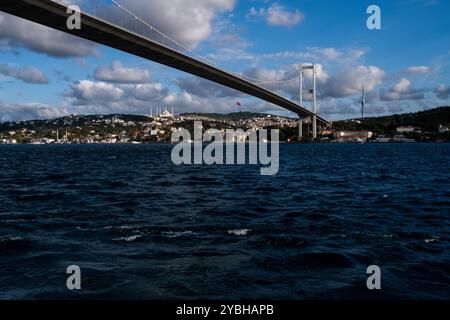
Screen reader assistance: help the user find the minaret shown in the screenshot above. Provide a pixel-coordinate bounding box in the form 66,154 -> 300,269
361,83 -> 366,119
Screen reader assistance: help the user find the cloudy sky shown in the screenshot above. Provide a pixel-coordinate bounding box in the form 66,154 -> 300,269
0,0 -> 449,122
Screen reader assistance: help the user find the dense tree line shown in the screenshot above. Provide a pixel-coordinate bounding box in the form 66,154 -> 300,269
333,107 -> 450,133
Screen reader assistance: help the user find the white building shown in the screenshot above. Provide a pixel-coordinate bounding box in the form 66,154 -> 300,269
336,131 -> 373,139
160,109 -> 174,119
439,124 -> 449,133
396,126 -> 421,133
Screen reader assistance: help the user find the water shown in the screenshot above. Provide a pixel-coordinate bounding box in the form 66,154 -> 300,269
0,144 -> 449,300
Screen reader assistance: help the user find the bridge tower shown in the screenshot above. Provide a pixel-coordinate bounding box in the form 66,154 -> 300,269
298,64 -> 318,141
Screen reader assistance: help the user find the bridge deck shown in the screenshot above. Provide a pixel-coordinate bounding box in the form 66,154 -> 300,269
0,0 -> 329,125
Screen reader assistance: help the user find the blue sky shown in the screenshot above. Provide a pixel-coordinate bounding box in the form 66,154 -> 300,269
0,0 -> 449,121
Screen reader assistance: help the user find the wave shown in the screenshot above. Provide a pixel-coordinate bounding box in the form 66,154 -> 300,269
424,236 -> 440,243
112,235 -> 143,242
228,229 -> 250,236
0,236 -> 30,251
162,231 -> 196,238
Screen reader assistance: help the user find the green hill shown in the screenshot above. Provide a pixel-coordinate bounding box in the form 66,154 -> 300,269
333,107 -> 450,133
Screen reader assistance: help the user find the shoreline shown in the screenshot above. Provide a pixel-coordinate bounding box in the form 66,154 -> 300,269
0,141 -> 448,146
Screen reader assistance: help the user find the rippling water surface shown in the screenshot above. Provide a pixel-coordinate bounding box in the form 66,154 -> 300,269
0,144 -> 449,299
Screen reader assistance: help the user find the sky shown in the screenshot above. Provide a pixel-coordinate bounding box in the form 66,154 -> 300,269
0,0 -> 449,122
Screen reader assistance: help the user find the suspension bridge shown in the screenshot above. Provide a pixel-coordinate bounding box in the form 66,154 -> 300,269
0,0 -> 331,139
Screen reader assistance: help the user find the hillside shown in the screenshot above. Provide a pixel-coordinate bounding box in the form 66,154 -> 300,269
333,107 -> 450,133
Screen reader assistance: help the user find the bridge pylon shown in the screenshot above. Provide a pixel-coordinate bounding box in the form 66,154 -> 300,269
298,118 -> 303,141
298,64 -> 318,141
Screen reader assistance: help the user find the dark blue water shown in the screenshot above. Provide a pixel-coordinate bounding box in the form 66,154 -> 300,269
0,144 -> 449,300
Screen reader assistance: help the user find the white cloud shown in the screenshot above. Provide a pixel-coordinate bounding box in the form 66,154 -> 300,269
243,67 -> 289,82
261,47 -> 367,64
207,48 -> 256,62
246,7 -> 266,19
393,78 -> 412,93
434,84 -> 450,99
70,81 -> 125,104
175,77 -> 243,98
0,63 -> 48,84
163,90 -> 278,114
322,66 -> 385,98
96,0 -> 235,49
266,3 -> 304,27
241,64 -> 329,84
0,12 -> 97,58
94,61 -> 150,84
66,78 -> 169,115
122,83 -> 166,101
0,99 -> 69,122
246,3 -> 304,28
406,66 -> 431,74
304,48 -> 366,63
380,78 -> 425,101
0,0 -> 234,55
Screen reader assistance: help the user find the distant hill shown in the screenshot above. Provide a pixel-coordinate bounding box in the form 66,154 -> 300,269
2,107 -> 449,134
333,107 -> 450,133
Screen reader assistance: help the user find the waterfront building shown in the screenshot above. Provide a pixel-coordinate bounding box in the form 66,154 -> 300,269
396,126 -> 421,133
438,124 -> 449,133
335,130 -> 373,142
